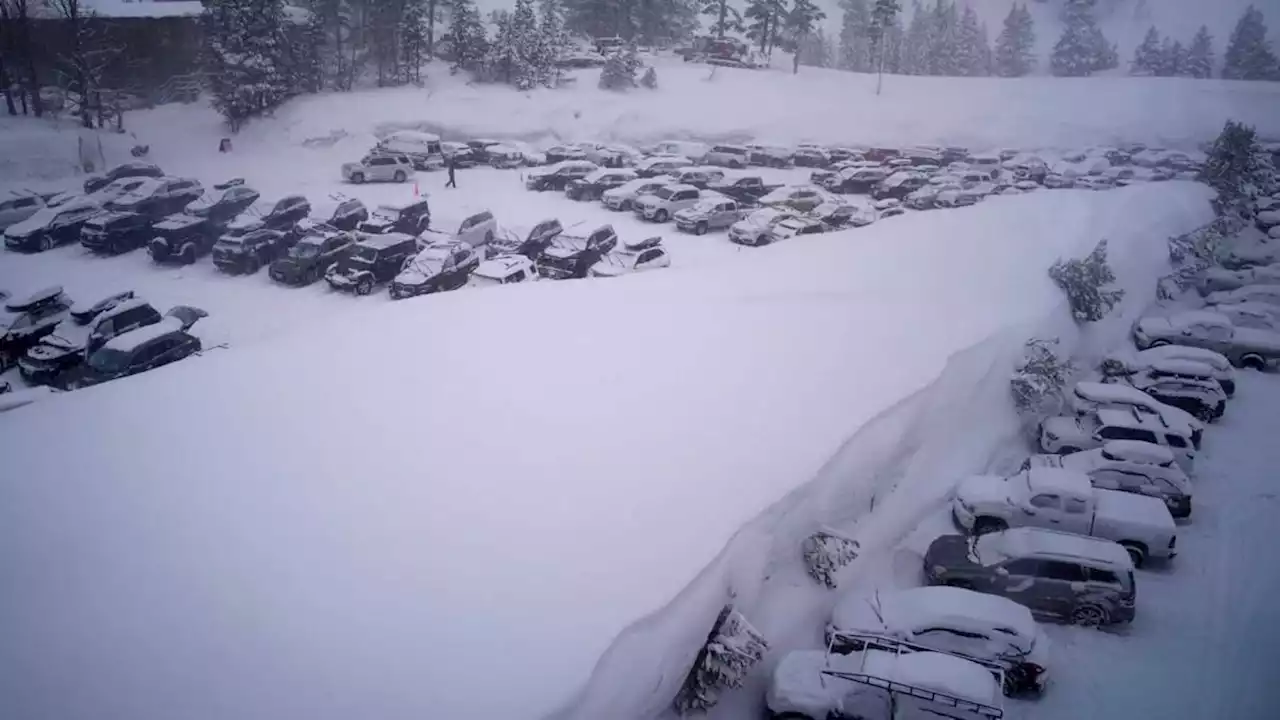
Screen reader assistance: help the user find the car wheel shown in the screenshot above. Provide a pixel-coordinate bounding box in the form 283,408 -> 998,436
350,172 -> 365,184
1196,406 -> 1216,423
39,234 -> 53,252
394,170 -> 407,183
1058,446 -> 1081,455
245,256 -> 260,275
1119,542 -> 1147,568
1148,339 -> 1170,348
972,517 -> 1008,535
356,278 -> 374,296
1070,604 -> 1108,627
1002,665 -> 1036,697
179,243 -> 197,265
1240,353 -> 1266,371
655,209 -> 668,222
941,578 -> 974,590
695,221 -> 708,235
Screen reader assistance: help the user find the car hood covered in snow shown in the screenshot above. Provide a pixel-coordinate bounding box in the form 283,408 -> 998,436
954,474 -> 1011,508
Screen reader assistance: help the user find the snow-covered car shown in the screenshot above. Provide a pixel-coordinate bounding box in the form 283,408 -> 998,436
56,309 -> 206,390
767,646 -> 1004,720
1114,360 -> 1228,422
18,294 -> 163,386
359,199 -> 430,236
647,140 -> 707,163
303,196 -> 369,233
1023,441 -> 1193,518
184,181 -> 261,224
84,177 -> 153,206
1040,406 -> 1197,470
1074,176 -> 1116,191
524,160 -> 598,191
391,241 -> 480,298
671,166 -> 726,189
489,218 -> 563,259
82,162 -> 163,194
924,527 -> 1137,626
873,197 -> 905,217
543,144 -> 589,164
767,214 -> 830,243
827,585 -> 1050,695
268,224 -> 355,286
1104,345 -> 1236,397
1255,209 -> 1280,232
485,144 -> 528,169
702,144 -> 751,168
79,210 -> 155,255
1066,380 -> 1203,443
633,184 -> 717,223
1133,309 -> 1280,370
467,255 -> 537,288
565,168 -> 638,201
823,167 -> 892,194
759,184 -> 833,212
375,130 -> 444,170
1042,173 -> 1073,189
418,210 -> 497,255
601,176 -> 673,211
342,153 -> 414,184
633,155 -> 692,178
588,236 -> 670,278
1205,282 -> 1280,309
673,196 -> 749,234
705,175 -> 780,204
791,146 -> 831,168
727,206 -> 798,246
1212,301 -> 1280,332
104,177 -> 204,219
746,144 -> 793,167
440,141 -> 482,167
951,467 -> 1177,567
536,225 -> 618,279
871,171 -> 930,200
325,233 -> 418,295
0,192 -> 44,231
3,198 -> 100,252
148,214 -> 221,265
212,227 -> 289,274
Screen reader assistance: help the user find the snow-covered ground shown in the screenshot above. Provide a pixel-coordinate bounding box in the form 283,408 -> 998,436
0,182 -> 1213,720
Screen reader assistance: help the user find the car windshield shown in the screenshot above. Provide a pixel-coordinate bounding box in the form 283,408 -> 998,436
290,241 -> 321,259
216,237 -> 243,248
87,347 -> 130,374
654,187 -> 677,200
352,246 -> 380,263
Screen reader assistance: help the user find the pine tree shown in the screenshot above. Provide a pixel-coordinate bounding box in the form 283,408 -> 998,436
1199,119 -> 1266,212
882,12 -> 905,73
598,43 -> 638,89
446,0 -> 488,73
640,65 -> 658,88
902,0 -> 929,74
700,0 -> 743,38
201,0 -> 294,131
536,0 -> 570,87
1223,4 -> 1278,81
868,0 -> 900,89
838,0 -> 873,72
786,0 -> 826,74
993,2 -> 1034,77
1130,26 -> 1161,75
1184,25 -> 1214,79
955,4 -> 989,76
1049,239 -> 1125,323
1051,0 -> 1113,77
1156,38 -> 1184,77
799,28 -> 833,68
745,0 -> 788,56
400,0 -> 430,84
927,0 -> 961,75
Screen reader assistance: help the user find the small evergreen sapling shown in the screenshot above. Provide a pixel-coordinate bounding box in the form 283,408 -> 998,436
640,66 -> 658,88
1010,338 -> 1075,421
801,528 -> 861,589
1048,239 -> 1125,323
673,605 -> 768,714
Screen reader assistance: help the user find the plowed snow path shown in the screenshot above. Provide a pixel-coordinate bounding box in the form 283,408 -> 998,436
1008,371 -> 1280,720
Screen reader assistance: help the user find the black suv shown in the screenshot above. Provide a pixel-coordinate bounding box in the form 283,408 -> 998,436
0,286 -> 73,371
313,197 -> 369,232
59,308 -> 206,390
83,162 -> 164,194
261,195 -> 311,232
269,224 -> 355,286
535,225 -> 618,280
79,211 -> 155,254
148,214 -> 224,265
325,233 -> 418,295
390,241 -> 481,299
212,227 -> 290,274
565,169 -> 637,201
186,180 -> 261,224
706,176 -> 779,204
359,199 -> 431,235
489,218 -> 563,259
19,294 -> 164,386
104,177 -> 204,219
3,201 -> 101,252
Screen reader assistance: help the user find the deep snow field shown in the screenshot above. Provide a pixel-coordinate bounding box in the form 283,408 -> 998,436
2,61 -> 1279,720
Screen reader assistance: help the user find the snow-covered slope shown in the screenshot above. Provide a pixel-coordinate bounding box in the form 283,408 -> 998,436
0,182 -> 1213,720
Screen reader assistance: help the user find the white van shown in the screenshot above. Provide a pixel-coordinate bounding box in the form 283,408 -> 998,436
377,131 -> 444,170
649,140 -> 708,163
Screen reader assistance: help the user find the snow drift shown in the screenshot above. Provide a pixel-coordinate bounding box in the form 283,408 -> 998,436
0,183 -> 1213,720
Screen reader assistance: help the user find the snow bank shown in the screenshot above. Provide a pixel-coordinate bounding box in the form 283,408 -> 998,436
0,183 -> 1212,720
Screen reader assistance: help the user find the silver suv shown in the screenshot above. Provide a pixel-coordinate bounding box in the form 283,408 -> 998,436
923,527 -> 1137,627
342,153 -> 414,184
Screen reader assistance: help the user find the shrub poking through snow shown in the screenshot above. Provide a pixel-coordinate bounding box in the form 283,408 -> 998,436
1011,338 -> 1075,422
641,66 -> 658,89
1160,217 -> 1240,299
1049,239 -> 1125,322
673,605 -> 768,714
801,528 -> 861,589
599,44 -> 641,90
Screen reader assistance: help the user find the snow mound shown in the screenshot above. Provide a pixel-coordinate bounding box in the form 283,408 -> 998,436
0,183 -> 1213,720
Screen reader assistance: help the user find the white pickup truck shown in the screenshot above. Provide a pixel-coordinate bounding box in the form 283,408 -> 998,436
952,467 -> 1177,567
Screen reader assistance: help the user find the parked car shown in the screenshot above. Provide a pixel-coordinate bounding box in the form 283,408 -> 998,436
254,194 -> 311,233
306,197 -> 369,233
1040,406 -> 1197,470
79,211 -> 155,255
759,184 -> 833,212
268,224 -> 355,286
873,197 -> 905,218
390,241 -> 481,298
767,645 -> 1004,720
601,177 -> 674,211
767,214 -> 830,243
57,309 -> 206,390
375,130 -> 444,170
1066,380 -> 1203,444
212,227 -> 290,274
633,155 -> 693,178
565,168 -> 638,201
728,207 -> 800,246
924,527 -> 1137,626
1205,283 -> 1280,309
791,146 -> 831,168
647,140 -> 707,163
0,287 -> 73,372
633,184 -> 716,223
823,167 -> 891,195
359,199 -> 431,235
588,236 -> 670,278
525,160 -> 598,191
325,232 -> 418,295
19,294 -> 163,386
669,166 -> 726,190
486,144 -> 529,169
746,144 -> 792,167
1042,173 -> 1074,189
872,171 -> 930,200
489,218 -> 563,259
702,144 -> 751,168
536,225 -> 618,279
0,192 -> 44,231
1023,441 -> 1193,519
440,141 -> 482,168
1104,345 -> 1236,396
1114,360 -> 1228,422
1211,301 -> 1280,333
185,181 -> 261,224
826,586 -> 1050,696
418,210 -> 498,255
543,144 -> 589,164
705,175 -> 779,205
1132,309 -> 1280,370
148,214 -> 223,265
105,177 -> 204,218
4,199 -> 100,252
82,162 -> 164,194
674,196 -> 750,234
467,254 -> 538,288
342,153 -> 414,184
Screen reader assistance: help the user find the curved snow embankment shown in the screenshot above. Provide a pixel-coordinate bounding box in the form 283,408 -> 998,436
0,184 -> 1211,720
553,184 -> 1215,720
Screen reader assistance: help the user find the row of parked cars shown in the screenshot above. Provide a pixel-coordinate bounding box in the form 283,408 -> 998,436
762,200 -> 1277,720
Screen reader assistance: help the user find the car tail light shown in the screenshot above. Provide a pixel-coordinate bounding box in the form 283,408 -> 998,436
1119,595 -> 1135,608
1169,535 -> 1177,549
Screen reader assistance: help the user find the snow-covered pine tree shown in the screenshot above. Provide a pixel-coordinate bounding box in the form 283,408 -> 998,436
799,28 -> 833,68
923,0 -> 956,75
1223,4 -> 1278,81
640,65 -> 658,88
882,11 -> 905,73
786,0 -> 826,74
867,0 -> 900,89
482,10 -> 516,83
700,0 -> 744,38
202,0 -> 294,131
536,0 -> 570,87
1199,119 -> 1267,214
1157,38 -> 1185,77
598,44 -> 637,89
993,2 -> 1034,77
1129,26 -> 1161,75
1049,239 -> 1125,323
902,0 -> 929,74
446,0 -> 488,73
1088,22 -> 1118,72
400,0 -> 430,84
838,0 -> 873,72
1010,337 -> 1075,422
673,605 -> 769,714
1184,25 -> 1214,79
1051,0 -> 1110,77
505,0 -> 540,89
802,529 -> 861,589
745,0 -> 788,57
955,4 -> 989,76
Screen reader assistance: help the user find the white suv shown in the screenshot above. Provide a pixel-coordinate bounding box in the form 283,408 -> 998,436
1040,406 -> 1196,471
632,184 -> 716,223
343,154 -> 414,184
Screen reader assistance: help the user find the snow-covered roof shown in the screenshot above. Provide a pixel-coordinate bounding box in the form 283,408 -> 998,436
1025,467 -> 1091,497
636,155 -> 690,169
860,648 -> 1001,706
1094,488 -> 1177,529
1168,309 -> 1232,329
1072,381 -> 1155,408
102,316 -> 184,352
355,232 -> 415,250
1096,406 -> 1164,431
1101,440 -> 1175,466
474,255 -> 532,279
830,586 -> 1037,648
996,527 -> 1134,569
1132,345 -> 1231,372
1147,357 -> 1218,380
1208,283 -> 1280,305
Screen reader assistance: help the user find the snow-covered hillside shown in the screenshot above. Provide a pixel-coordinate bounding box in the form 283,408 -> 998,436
0,182 -> 1213,720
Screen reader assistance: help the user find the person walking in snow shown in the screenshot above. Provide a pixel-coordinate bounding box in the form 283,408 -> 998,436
445,154 -> 458,189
